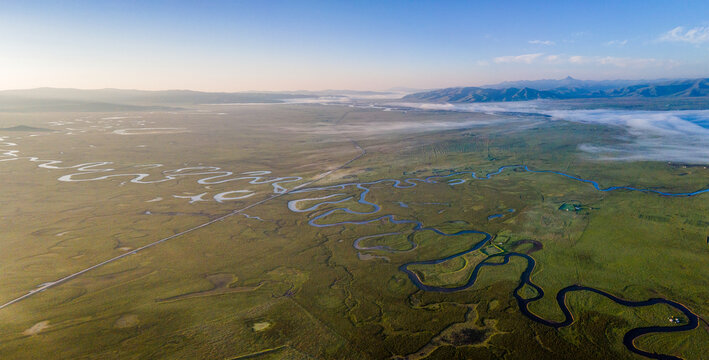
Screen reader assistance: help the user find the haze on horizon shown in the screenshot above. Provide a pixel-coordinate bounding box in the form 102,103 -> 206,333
1,0 -> 708,92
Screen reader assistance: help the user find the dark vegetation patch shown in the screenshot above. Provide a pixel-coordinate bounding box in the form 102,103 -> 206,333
638,214 -> 671,223
446,327 -> 489,346
509,239 -> 543,254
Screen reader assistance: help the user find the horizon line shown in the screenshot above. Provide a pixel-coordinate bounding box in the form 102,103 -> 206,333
1,75 -> 707,94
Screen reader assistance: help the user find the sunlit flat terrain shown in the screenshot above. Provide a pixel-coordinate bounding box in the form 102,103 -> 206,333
1,100 -> 707,359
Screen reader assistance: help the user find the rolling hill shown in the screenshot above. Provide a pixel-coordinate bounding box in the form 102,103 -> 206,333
403,78 -> 709,103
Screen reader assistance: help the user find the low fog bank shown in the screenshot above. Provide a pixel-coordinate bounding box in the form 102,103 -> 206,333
388,100 -> 709,164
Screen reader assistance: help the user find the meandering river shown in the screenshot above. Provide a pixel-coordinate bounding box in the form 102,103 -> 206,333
287,165 -> 707,359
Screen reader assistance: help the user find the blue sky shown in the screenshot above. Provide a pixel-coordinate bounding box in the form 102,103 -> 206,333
1,0 -> 708,91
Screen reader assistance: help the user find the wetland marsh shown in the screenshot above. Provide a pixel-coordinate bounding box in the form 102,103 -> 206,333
1,100 -> 708,359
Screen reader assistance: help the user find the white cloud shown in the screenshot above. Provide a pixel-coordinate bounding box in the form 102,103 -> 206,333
489,54 -> 676,68
605,39 -> 628,46
566,55 -> 668,67
660,26 -> 709,44
568,55 -> 586,64
597,56 -> 659,67
528,40 -> 555,46
493,53 -> 544,64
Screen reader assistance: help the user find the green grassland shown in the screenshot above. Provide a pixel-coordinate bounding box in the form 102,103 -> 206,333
0,103 -> 707,359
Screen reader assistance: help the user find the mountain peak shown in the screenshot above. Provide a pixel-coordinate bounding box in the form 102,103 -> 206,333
563,76 -> 575,80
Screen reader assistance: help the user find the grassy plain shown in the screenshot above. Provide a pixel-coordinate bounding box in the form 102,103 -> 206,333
0,103 -> 707,359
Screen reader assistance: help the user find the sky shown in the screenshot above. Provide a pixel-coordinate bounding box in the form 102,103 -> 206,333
1,0 -> 708,91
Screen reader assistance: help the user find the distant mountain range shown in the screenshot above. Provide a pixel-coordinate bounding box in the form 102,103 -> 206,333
0,88 -> 401,112
403,77 -> 709,103
4,79 -> 709,111
0,88 -> 316,112
482,76 -> 664,91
